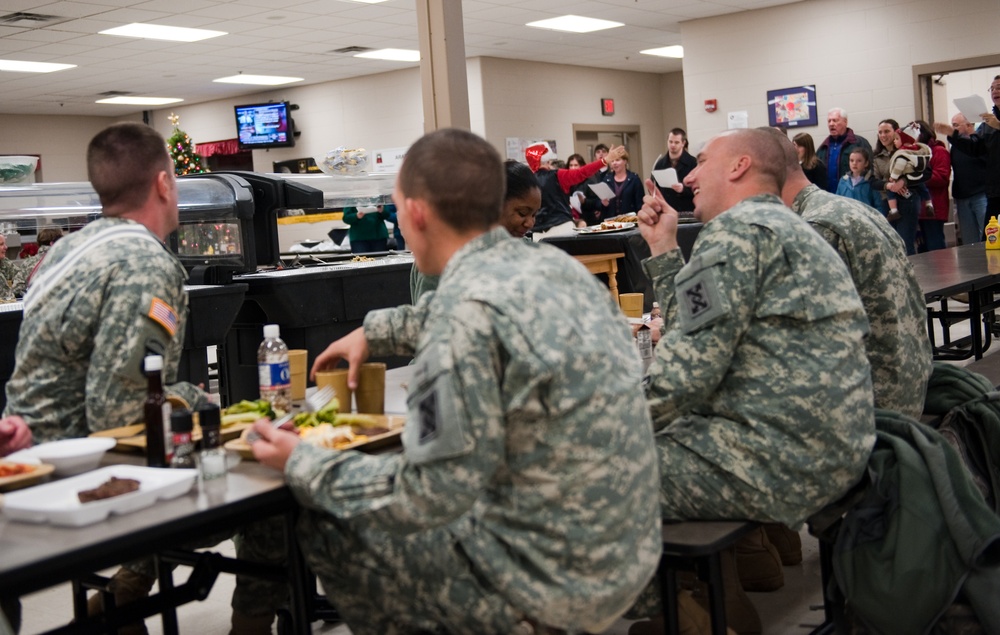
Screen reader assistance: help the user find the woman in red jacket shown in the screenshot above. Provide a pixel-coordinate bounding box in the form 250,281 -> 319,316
916,119 -> 951,251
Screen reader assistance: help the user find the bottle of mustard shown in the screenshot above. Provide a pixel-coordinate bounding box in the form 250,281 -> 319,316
986,217 -> 1000,249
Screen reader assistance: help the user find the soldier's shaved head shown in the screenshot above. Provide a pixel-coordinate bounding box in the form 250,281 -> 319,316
88,123 -> 173,216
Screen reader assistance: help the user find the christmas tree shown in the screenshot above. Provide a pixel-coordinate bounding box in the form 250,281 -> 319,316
166,113 -> 209,175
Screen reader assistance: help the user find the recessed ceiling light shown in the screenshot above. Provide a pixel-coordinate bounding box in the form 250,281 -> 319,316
640,45 -> 684,59
525,15 -> 623,34
354,48 -> 420,62
0,59 -> 76,73
99,23 -> 226,42
214,74 -> 303,86
96,96 -> 183,106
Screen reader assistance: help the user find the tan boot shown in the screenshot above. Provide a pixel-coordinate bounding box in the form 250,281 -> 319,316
626,591 -> 735,635
229,610 -> 275,635
735,526 -> 784,592
85,568 -> 154,635
763,523 -> 803,566
720,546 -> 763,635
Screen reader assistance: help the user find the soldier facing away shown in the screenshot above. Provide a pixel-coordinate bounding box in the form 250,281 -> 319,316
251,127 -> 662,634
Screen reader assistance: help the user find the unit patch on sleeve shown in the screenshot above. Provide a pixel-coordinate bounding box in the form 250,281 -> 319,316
147,297 -> 179,336
676,265 -> 728,333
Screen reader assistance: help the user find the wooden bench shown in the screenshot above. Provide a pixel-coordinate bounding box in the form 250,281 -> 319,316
658,521 -> 758,635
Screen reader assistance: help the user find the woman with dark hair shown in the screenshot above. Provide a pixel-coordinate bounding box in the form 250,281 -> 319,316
915,119 -> 950,251
499,159 -> 542,239
792,132 -> 828,192
871,118 -> 920,254
566,154 -> 586,170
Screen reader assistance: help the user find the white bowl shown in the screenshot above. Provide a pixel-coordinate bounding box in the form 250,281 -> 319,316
7,437 -> 117,476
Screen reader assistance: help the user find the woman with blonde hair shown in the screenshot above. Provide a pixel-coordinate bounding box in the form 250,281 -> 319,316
793,132 -> 828,191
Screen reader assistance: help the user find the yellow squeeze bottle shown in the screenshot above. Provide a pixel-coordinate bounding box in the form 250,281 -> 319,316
987,217 -> 1000,249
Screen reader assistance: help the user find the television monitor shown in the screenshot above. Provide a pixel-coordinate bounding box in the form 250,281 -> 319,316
235,101 -> 295,150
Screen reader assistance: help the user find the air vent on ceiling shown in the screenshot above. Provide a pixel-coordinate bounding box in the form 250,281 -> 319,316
328,46 -> 373,54
0,12 -> 64,27
98,91 -> 133,97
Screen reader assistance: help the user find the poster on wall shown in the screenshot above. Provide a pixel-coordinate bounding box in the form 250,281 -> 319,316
505,137 -> 558,162
766,85 -> 818,128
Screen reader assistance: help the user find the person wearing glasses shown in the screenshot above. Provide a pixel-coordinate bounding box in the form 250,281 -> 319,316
934,76 -> 1000,216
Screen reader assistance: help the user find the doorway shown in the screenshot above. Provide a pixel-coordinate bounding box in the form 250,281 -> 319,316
913,54 -> 1000,124
572,124 -> 643,176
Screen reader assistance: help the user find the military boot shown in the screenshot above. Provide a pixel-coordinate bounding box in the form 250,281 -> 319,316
627,590 -> 735,635
763,523 -> 803,566
720,546 -> 763,635
230,610 -> 275,635
85,568 -> 154,635
735,526 -> 784,592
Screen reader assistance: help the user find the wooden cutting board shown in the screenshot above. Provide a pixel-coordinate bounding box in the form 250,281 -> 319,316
91,422 -> 252,453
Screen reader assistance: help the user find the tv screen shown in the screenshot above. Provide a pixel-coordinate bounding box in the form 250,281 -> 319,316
235,101 -> 295,150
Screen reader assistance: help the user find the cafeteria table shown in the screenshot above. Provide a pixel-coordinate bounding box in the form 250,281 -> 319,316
908,244 -> 1000,360
0,367 -> 416,634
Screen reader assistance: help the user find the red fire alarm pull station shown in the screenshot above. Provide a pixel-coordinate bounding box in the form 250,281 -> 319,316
704,99 -> 718,113
601,98 -> 615,116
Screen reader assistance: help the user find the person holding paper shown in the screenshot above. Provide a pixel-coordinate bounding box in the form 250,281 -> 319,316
934,75 -> 1000,216
947,113 -> 989,243
651,128 -> 697,217
596,148 -> 644,220
524,141 -> 625,238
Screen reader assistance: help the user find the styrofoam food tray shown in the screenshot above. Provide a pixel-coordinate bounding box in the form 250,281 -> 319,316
1,465 -> 197,527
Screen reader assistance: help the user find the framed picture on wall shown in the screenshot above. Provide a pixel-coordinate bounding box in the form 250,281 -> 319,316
766,85 -> 818,128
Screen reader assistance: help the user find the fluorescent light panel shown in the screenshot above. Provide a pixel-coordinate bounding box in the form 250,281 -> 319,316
640,45 -> 684,58
354,48 -> 420,62
96,96 -> 183,105
214,74 -> 303,86
99,23 -> 226,42
525,15 -> 623,34
0,59 -> 76,73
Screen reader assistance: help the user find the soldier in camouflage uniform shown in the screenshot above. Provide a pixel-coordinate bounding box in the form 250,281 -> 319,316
628,129 -> 875,630
0,234 -> 16,302
762,127 -> 932,419
9,226 -> 62,299
0,123 -> 284,635
252,128 -> 662,635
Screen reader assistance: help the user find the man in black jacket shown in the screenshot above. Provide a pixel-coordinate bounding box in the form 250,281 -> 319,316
935,76 -> 1000,217
651,128 -> 697,219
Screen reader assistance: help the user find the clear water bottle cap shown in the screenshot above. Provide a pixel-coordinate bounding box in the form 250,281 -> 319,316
263,324 -> 280,339
144,355 -> 163,372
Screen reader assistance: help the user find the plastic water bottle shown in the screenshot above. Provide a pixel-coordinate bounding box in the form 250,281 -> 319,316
258,323 -> 291,412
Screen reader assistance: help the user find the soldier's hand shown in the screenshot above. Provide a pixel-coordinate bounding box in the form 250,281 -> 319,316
0,415 -> 32,457
249,421 -> 300,472
311,326 -> 370,389
637,178 -> 679,257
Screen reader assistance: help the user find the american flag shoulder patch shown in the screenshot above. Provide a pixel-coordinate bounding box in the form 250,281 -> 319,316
148,297 -> 179,336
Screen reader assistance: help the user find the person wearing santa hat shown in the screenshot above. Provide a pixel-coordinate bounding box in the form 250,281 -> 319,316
525,141 -> 626,239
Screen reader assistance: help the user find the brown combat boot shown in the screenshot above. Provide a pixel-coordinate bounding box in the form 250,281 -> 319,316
763,523 -> 803,566
627,590 -> 735,635
230,610 -> 275,635
720,546 -> 763,635
85,568 -> 155,635
735,526 -> 784,592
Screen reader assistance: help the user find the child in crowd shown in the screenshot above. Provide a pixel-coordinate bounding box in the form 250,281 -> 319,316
836,148 -> 882,210
886,123 -> 934,218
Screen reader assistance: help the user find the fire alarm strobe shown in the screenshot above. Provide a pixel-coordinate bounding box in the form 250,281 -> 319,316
601,98 -> 615,116
705,99 -> 718,113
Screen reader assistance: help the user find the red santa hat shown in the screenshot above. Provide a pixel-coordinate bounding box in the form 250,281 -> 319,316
525,142 -> 557,172
898,123 -> 921,146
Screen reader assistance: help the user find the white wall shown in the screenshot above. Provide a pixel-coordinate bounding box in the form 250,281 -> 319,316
659,71 -> 687,142
0,114 -> 130,181
944,66 -> 1000,121
680,0 -> 1000,150
146,67 -> 425,174
475,57 -> 667,174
